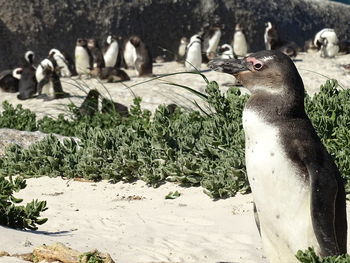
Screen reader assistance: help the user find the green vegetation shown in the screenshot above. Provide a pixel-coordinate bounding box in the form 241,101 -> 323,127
0,176 -> 47,230
1,78 -> 350,235
0,80 -> 249,199
296,247 -> 350,263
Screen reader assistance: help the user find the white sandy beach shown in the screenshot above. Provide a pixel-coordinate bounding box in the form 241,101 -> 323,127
0,52 -> 350,263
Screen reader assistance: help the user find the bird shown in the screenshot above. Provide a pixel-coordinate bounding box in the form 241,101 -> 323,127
208,50 -> 347,263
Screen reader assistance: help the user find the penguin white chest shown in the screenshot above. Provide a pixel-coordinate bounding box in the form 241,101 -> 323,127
75,47 -> 90,74
242,109 -> 320,262
104,42 -> 119,67
233,32 -> 248,57
185,43 -> 201,71
124,41 -> 137,69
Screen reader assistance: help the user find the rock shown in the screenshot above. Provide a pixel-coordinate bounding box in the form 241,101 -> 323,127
0,128 -> 79,157
32,243 -> 80,263
32,243 -> 115,263
0,251 -> 10,257
0,0 -> 349,69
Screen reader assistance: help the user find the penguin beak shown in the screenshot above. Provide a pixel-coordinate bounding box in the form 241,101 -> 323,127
208,58 -> 249,75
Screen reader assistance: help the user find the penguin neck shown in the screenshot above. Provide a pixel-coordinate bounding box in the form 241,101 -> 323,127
245,87 -> 307,123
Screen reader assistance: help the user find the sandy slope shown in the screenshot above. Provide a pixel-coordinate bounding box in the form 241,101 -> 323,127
0,52 -> 350,263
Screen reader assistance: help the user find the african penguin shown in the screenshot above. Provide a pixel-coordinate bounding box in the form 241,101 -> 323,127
17,51 -> 37,100
232,24 -> 248,57
103,35 -> 119,68
36,57 -> 69,100
87,38 -> 105,76
314,28 -> 339,58
208,50 -> 347,262
129,35 -> 153,77
75,38 -> 92,76
264,22 -> 279,51
123,38 -> 137,69
176,37 -> 188,63
0,68 -> 21,93
185,34 -> 202,72
264,22 -> 298,57
49,48 -> 73,77
217,44 -> 235,59
202,24 -> 222,62
99,67 -> 130,82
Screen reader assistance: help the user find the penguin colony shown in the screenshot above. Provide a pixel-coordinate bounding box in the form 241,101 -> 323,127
0,34 -> 153,99
0,24 -> 346,97
0,20 -> 349,263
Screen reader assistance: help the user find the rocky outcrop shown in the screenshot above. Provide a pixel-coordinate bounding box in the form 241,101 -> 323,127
0,0 -> 349,68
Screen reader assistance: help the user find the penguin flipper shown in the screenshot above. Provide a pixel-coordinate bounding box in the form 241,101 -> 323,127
302,153 -> 347,256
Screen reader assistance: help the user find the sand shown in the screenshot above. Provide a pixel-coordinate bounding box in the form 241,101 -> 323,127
1,52 -> 350,263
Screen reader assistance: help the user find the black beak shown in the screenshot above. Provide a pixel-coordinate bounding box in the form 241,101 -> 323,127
208,58 -> 249,75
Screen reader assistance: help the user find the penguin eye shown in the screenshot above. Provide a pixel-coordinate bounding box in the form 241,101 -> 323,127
253,63 -> 263,71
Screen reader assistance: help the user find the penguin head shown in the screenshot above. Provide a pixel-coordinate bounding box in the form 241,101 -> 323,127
12,68 -> 23,80
208,50 -> 304,95
88,38 -> 99,48
129,35 -> 142,48
76,38 -> 88,47
106,35 -> 112,45
180,37 -> 188,45
25,51 -> 35,64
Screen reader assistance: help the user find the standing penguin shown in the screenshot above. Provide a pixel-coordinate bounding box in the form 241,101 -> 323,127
129,35 -> 153,77
75,38 -> 92,76
185,34 -> 202,72
17,51 -> 37,100
176,37 -> 188,63
208,50 -> 347,262
87,38 -> 105,76
123,38 -> 137,69
36,57 -> 69,100
103,35 -> 120,68
202,24 -> 222,62
232,24 -> 248,57
49,49 -> 74,77
314,28 -> 339,58
264,22 -> 279,50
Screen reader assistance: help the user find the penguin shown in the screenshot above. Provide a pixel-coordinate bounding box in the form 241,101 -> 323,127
208,50 -> 347,262
36,57 -> 69,100
103,35 -> 120,68
17,51 -> 37,100
176,37 -> 188,63
129,35 -> 153,77
17,67 -> 37,100
98,67 -> 130,82
232,24 -> 248,57
185,34 -> 202,72
101,97 -> 129,117
0,68 -> 21,93
49,48 -> 74,77
75,38 -> 92,76
314,28 -> 339,58
264,22 -> 298,57
304,39 -> 318,53
123,38 -> 137,69
87,38 -> 105,76
79,89 -> 100,117
264,22 -> 279,50
217,44 -> 235,59
202,24 -> 222,62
